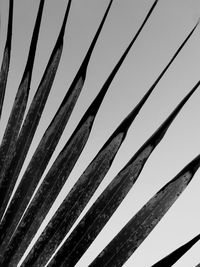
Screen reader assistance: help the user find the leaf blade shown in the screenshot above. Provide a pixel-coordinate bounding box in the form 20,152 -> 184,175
0,0 -> 113,257
88,155 -> 200,267
0,0 -> 45,178
0,0 -> 72,233
4,0 -> 167,264
46,81 -> 200,267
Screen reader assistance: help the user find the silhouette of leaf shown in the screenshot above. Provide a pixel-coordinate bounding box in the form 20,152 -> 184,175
151,233 -> 200,266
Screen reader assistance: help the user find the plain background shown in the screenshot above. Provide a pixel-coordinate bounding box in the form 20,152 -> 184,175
1,0 -> 200,266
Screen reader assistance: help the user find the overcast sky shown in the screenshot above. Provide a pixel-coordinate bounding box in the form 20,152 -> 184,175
1,0 -> 200,266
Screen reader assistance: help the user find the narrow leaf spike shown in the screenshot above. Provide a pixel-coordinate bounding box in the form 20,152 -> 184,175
45,81 -> 200,267
109,19 -> 199,135
79,0 -> 113,70
151,233 -> 200,266
99,0 -> 159,90
0,0 -> 45,183
88,155 -> 200,267
0,0 -> 113,257
21,0 -> 45,82
0,0 -> 13,120
0,0 -> 72,231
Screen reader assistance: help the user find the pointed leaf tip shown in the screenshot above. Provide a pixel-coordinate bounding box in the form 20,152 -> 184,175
115,19 -> 200,139
87,0 -> 160,115
148,79 -> 200,148
59,0 -> 72,38
82,0 -> 113,67
0,0 -> 13,118
22,0 -> 45,80
183,154 -> 200,176
151,233 -> 200,266
5,0 -> 13,49
196,17 -> 200,26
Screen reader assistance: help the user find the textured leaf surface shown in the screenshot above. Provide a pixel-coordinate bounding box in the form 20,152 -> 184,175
46,80 -> 200,266
0,0 -> 72,236
88,155 -> 200,267
0,0 -> 44,185
20,1 -> 163,266
0,0 -> 113,259
4,1 -> 167,264
0,1 -> 199,267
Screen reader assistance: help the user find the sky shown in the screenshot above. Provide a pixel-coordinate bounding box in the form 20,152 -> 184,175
1,0 -> 200,266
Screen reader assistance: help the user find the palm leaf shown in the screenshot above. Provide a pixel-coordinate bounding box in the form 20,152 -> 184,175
0,1 -> 199,266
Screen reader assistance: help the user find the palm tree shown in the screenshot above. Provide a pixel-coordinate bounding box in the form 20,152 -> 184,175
0,0 -> 200,266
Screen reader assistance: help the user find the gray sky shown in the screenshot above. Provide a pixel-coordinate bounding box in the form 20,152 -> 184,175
1,0 -> 200,266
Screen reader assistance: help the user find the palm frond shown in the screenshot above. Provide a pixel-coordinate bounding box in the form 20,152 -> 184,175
0,1 -> 199,266
0,0 -> 168,265
18,29 -> 200,267
35,81 -> 200,267
0,0 -> 113,255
